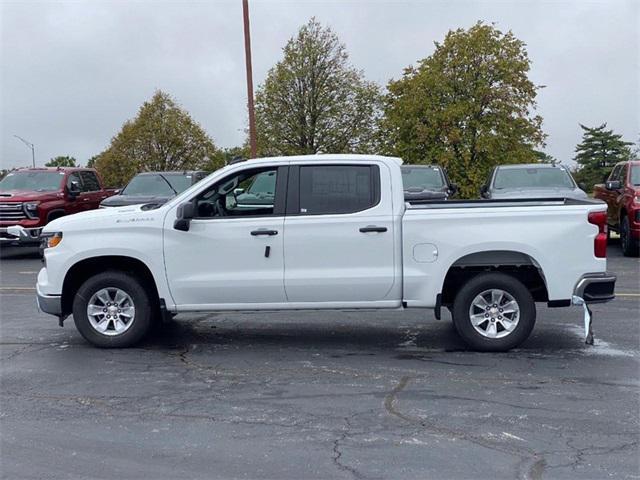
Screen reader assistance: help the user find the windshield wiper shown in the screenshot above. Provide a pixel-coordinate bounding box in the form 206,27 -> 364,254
157,174 -> 178,195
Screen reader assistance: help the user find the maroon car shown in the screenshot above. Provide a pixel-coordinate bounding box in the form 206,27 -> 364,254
0,167 -> 118,246
593,160 -> 640,256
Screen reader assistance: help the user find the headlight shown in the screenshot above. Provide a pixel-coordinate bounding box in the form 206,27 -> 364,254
41,232 -> 63,249
24,202 -> 40,218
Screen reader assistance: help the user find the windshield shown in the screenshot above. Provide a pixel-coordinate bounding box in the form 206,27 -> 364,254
0,171 -> 64,192
121,174 -> 192,196
401,167 -> 445,190
494,167 -> 575,189
631,165 -> 640,186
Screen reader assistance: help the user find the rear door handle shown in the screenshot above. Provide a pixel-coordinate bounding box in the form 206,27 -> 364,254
359,226 -> 387,233
251,229 -> 278,236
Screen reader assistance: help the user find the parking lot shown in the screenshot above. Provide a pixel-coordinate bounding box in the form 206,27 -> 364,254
0,244 -> 638,479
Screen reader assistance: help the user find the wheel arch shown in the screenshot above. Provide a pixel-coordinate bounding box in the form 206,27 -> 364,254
61,255 -> 160,315
440,249 -> 549,306
46,209 -> 66,223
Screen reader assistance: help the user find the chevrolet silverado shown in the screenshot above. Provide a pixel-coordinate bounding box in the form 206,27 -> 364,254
36,155 -> 616,351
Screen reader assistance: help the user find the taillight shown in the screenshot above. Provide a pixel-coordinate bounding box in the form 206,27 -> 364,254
588,211 -> 607,258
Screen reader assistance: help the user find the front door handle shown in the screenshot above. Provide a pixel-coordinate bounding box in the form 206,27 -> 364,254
251,229 -> 278,236
359,226 -> 387,233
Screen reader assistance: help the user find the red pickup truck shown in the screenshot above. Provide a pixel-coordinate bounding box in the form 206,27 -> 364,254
593,160 -> 640,256
0,167 -> 118,246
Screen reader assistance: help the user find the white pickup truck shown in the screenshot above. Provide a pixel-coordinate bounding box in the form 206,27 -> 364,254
36,155 -> 616,351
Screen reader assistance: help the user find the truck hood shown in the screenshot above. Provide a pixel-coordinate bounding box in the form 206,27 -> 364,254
491,187 -> 588,200
100,194 -> 173,208
43,204 -> 164,234
0,189 -> 62,202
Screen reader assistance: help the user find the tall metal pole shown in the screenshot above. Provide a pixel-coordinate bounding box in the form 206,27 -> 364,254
242,0 -> 257,158
14,135 -> 36,167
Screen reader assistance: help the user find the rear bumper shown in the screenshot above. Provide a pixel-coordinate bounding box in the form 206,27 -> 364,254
574,272 -> 616,304
0,226 -> 43,245
36,283 -> 62,316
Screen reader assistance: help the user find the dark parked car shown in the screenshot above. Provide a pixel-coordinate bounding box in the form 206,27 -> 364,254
401,165 -> 457,201
100,171 -> 207,208
480,164 -> 588,200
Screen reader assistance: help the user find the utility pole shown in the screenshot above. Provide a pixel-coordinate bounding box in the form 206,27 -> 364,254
242,0 -> 257,158
14,135 -> 35,167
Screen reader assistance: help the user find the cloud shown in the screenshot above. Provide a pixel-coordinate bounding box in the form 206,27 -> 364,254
1,0 -> 637,170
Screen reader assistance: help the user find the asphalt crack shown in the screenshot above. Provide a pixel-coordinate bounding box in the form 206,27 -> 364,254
332,416 -> 369,480
383,375 -> 548,480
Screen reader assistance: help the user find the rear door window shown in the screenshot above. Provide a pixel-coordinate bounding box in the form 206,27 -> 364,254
297,165 -> 379,215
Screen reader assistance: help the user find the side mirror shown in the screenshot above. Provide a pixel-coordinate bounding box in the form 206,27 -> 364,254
67,180 -> 81,199
174,202 -> 195,231
578,182 -> 587,191
480,185 -> 489,198
606,180 -> 622,191
234,188 -> 245,195
113,189 -> 121,195
449,183 -> 458,195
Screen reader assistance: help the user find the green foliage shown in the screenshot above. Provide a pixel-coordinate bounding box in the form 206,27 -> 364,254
94,91 -> 221,187
46,156 -> 77,167
86,155 -> 99,168
573,123 -> 633,188
381,22 -> 546,198
255,18 -> 382,156
202,146 -> 250,172
534,150 -> 557,164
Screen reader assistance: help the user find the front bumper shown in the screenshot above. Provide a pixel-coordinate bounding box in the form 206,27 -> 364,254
574,272 -> 616,304
0,225 -> 43,245
36,283 -> 62,316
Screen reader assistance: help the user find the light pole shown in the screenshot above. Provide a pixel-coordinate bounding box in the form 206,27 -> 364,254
242,0 -> 257,158
14,135 -> 35,167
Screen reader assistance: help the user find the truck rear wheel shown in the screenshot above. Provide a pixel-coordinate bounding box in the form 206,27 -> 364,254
72,271 -> 152,348
451,273 -> 536,352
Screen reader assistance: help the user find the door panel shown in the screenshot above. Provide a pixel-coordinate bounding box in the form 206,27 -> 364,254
164,217 -> 285,306
283,214 -> 395,302
163,165 -> 288,308
283,163 -> 396,303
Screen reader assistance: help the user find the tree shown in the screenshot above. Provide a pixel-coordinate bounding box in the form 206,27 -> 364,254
46,156 -> 77,167
534,150 -> 557,164
94,91 -> 221,187
86,155 -> 99,168
573,123 -> 633,187
255,18 -> 382,156
381,22 -> 546,197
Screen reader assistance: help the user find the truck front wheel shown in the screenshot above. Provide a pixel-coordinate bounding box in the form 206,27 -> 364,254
620,216 -> 640,257
451,273 -> 536,352
72,271 -> 153,348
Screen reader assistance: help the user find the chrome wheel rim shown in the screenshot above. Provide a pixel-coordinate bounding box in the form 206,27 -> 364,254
469,289 -> 520,339
87,287 -> 135,336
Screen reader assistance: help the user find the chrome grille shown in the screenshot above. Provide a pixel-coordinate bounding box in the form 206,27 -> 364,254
0,203 -> 27,221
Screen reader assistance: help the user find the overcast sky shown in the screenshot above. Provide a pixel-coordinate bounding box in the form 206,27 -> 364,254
1,0 -> 638,170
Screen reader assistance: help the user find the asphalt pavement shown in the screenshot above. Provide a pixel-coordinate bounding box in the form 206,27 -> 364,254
0,243 -> 638,479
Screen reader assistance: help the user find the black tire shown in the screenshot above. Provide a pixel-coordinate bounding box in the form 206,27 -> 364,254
452,273 -> 536,352
620,216 -> 640,257
73,271 -> 153,348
